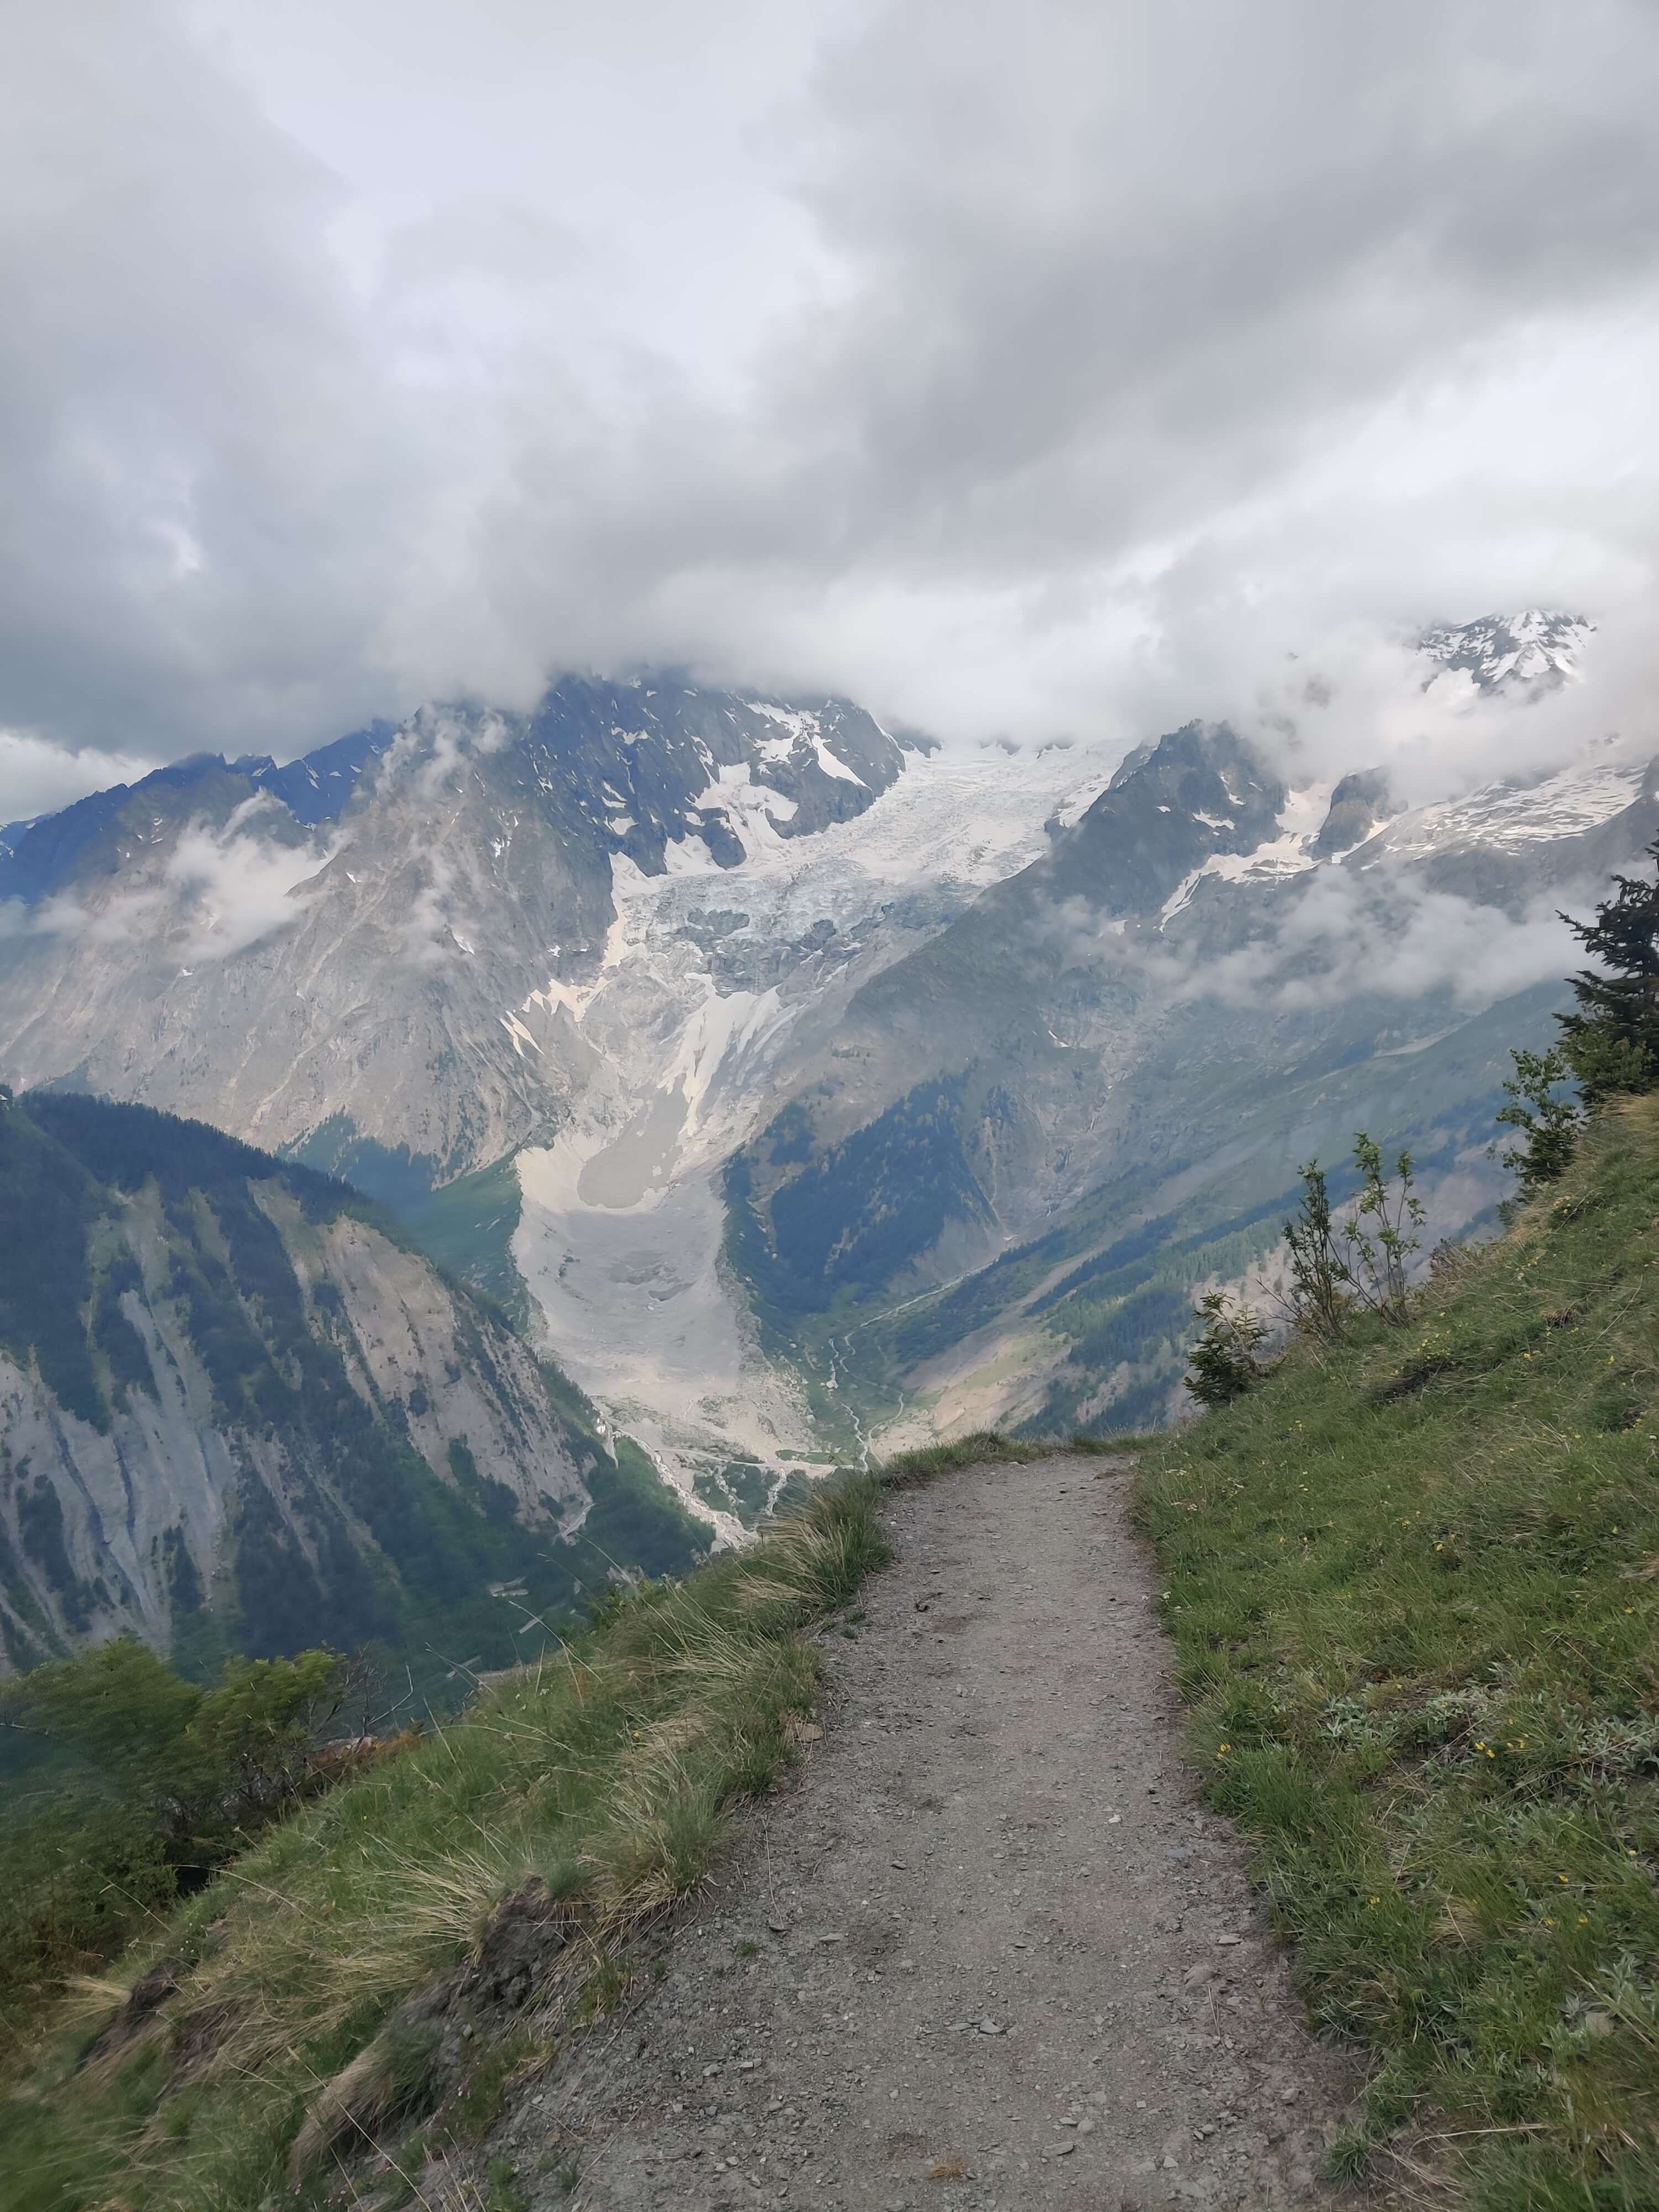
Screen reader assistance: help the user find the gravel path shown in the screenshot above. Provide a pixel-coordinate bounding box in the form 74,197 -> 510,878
500,1454 -> 1370,2209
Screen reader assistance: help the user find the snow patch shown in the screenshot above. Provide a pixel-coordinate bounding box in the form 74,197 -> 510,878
1159,786 -> 1331,923
809,735 -> 866,787
1378,757 -> 1646,860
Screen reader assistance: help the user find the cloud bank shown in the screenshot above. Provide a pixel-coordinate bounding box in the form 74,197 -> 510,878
1161,869 -> 1584,1017
0,800 -> 331,960
3,0 -> 1658,802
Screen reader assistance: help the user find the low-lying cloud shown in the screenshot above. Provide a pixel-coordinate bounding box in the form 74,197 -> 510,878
0,731 -> 159,826
0,802 -> 332,961
163,812 -> 335,962
1051,840 -> 1595,1032
1159,867 -> 1583,1017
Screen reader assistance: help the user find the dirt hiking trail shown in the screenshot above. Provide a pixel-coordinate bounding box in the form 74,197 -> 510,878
500,1454 -> 1375,2209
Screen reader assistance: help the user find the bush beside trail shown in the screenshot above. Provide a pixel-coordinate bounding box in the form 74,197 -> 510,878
0,1643 -> 356,2056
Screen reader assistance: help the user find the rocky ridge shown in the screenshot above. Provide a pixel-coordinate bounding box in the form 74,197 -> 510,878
0,679 -> 910,1183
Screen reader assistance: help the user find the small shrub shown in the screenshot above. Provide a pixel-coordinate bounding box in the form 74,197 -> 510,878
1283,1159 -> 1350,1340
1282,1138 -> 1423,1336
1342,1135 -> 1423,1323
0,1641 -> 346,2049
1185,1293 -> 1269,1407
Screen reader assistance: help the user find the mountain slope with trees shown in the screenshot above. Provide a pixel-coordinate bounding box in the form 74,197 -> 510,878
0,1091 -> 705,1678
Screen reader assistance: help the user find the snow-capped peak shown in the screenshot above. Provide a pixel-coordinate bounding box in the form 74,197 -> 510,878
1417,609 -> 1593,696
1370,752 -> 1647,861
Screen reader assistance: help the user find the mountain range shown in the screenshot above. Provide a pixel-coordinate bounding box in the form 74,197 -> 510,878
0,609 -> 1638,1538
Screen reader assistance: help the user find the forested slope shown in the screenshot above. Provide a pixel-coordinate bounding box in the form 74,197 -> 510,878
0,1092 -> 705,1676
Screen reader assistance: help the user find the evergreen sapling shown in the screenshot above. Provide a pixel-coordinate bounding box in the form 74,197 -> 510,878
1185,1292 -> 1269,1406
1558,834 -> 1659,1102
1496,1045 -> 1582,1199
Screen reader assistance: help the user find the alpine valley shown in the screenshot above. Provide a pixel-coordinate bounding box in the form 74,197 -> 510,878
0,612 -> 1643,1568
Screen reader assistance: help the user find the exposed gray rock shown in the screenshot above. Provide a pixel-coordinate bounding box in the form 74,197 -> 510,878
0,1099 -> 615,1670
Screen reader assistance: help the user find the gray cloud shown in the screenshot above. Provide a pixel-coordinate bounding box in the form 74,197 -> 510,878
0,796 -> 332,958
0,731 -> 158,823
474,1 -> 1659,727
1163,870 -> 1583,1016
3,0 -> 1659,799
0,3 -> 419,759
1042,855 -> 1589,1062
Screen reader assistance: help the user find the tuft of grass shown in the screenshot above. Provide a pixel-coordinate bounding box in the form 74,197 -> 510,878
0,1475 -> 891,2212
1068,1428 -> 1163,1455
877,1430 -> 1052,1486
1137,1098 -> 1659,2203
484,2152 -> 531,2212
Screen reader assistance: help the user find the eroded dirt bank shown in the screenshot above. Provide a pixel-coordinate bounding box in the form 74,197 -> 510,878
496,1454 -> 1373,2209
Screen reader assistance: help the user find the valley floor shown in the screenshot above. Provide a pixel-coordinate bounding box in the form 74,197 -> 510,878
492,1456 -> 1367,2210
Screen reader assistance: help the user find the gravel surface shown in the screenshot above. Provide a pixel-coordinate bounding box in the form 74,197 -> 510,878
497,1454 -> 1372,2209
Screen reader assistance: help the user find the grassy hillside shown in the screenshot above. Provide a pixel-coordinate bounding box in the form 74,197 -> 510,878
1139,1097 -> 1659,2206
282,1114 -> 534,1330
0,1473 -> 901,2211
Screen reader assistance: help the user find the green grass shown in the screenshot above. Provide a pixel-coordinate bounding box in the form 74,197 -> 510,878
1137,1098 -> 1659,2207
877,1428 -> 1056,1484
0,1477 -> 891,2212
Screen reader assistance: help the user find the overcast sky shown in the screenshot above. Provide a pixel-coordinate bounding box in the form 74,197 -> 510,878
3,0 -> 1658,814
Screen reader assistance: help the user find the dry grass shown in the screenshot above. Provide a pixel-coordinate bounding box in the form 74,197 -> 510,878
0,1473 -> 891,2212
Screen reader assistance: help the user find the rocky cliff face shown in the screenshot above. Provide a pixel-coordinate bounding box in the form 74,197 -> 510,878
0,680 -> 910,1182
0,1093 -> 700,1674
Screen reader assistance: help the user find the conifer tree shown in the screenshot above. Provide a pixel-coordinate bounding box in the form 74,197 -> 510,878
1558,834 -> 1659,1102
1496,1045 -> 1581,1197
